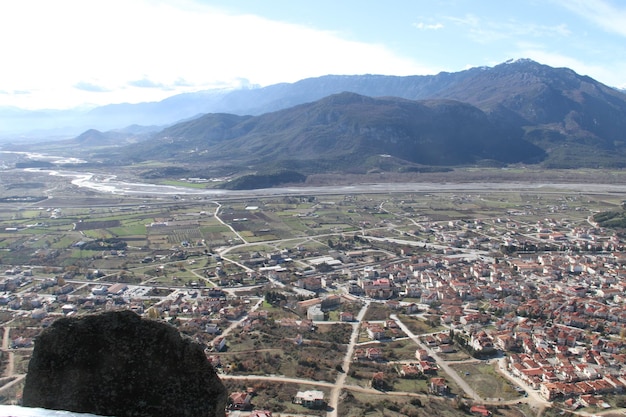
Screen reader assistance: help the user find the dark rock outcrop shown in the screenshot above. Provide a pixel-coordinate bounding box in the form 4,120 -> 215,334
22,311 -> 227,417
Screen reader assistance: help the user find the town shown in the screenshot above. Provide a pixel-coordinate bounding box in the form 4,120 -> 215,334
1,187 -> 626,417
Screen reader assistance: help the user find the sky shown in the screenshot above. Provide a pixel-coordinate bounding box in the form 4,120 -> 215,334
1,0 -> 625,110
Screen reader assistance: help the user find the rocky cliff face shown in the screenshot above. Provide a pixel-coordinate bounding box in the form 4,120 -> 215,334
22,311 -> 227,417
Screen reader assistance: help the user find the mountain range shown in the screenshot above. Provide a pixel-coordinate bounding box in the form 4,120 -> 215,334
108,92 -> 545,173
6,59 -> 626,175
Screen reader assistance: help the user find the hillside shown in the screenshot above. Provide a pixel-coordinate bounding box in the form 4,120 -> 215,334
90,59 -> 626,172
439,60 -> 626,168
226,60 -> 626,168
111,93 -> 545,174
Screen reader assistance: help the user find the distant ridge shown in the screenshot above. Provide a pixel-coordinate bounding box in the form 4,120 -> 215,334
3,59 -> 625,141
9,59 -> 626,171
99,58 -> 626,172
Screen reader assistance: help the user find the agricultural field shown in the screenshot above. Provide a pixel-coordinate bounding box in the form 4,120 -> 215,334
1,185 -> 623,274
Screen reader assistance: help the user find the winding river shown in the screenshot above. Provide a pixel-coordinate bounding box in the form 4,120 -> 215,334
5,151 -> 626,197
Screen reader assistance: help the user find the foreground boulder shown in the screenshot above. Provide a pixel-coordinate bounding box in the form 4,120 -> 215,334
23,310 -> 227,417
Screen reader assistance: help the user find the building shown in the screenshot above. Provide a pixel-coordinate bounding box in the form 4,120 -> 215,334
339,311 -> 354,322
307,305 -> 324,321
229,391 -> 251,410
293,390 -> 325,409
61,304 -> 77,315
205,323 -> 220,334
371,371 -> 385,390
429,377 -> 449,395
213,337 -> 226,352
321,294 -> 341,310
91,285 -> 108,296
366,323 -> 386,340
298,276 -> 322,291
470,405 -> 492,417
366,347 -> 383,360
108,283 -> 128,296
400,364 -> 420,378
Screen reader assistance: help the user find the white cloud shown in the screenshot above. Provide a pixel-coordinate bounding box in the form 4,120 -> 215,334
554,0 -> 626,37
128,78 -> 166,89
413,22 -> 444,30
74,82 -> 111,93
0,0 -> 434,109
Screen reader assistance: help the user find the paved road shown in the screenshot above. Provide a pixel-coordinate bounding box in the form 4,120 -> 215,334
390,314 -> 482,401
220,298 -> 264,339
327,300 -> 370,417
1,327 -> 15,378
0,374 -> 26,395
213,202 -> 248,245
496,357 -> 550,411
220,371 -> 434,399
0,325 -> 26,397
221,300 -> 422,417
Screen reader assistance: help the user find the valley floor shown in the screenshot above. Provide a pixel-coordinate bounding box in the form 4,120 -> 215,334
1,164 -> 626,416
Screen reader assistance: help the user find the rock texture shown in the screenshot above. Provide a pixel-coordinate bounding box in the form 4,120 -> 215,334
22,311 -> 227,417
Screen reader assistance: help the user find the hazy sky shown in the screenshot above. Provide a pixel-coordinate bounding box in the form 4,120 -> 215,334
1,0 -> 625,110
